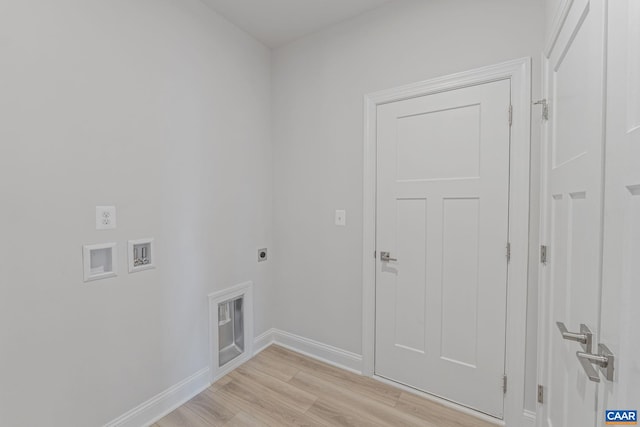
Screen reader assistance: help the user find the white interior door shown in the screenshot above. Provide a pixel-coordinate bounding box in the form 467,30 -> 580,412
375,79 -> 511,418
538,0 -> 606,426
598,0 -> 640,421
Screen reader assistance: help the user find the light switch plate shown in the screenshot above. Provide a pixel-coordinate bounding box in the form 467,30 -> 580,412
335,210 -> 346,226
96,206 -> 116,230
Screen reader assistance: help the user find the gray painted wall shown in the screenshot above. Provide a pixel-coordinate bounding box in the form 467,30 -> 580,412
0,1 -> 273,425
272,0 -> 544,412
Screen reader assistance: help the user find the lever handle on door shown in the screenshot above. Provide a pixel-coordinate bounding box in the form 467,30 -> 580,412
576,343 -> 615,382
556,322 -> 593,352
380,251 -> 398,262
576,351 -> 601,382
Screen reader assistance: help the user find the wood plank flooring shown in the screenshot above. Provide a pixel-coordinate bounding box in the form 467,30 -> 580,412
153,345 -> 497,427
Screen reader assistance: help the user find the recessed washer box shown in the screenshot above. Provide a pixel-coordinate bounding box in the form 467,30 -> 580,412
128,238 -> 155,273
83,243 -> 118,282
209,281 -> 254,382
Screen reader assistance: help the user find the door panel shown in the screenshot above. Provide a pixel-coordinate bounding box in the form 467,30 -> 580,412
539,0 -> 606,426
441,197 -> 480,368
395,198 -> 427,353
396,105 -> 481,180
375,79 -> 511,418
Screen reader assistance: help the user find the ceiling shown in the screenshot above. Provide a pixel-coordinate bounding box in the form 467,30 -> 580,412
201,0 -> 396,48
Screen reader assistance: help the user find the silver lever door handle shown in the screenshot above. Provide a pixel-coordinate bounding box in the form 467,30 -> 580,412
380,251 -> 397,262
576,343 -> 615,382
556,322 -> 592,352
576,351 -> 601,382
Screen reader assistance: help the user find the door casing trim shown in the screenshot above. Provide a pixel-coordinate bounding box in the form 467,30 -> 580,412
362,57 -> 532,425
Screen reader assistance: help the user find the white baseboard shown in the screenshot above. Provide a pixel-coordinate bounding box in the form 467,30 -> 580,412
254,328 -> 363,374
103,367 -> 210,427
253,328 -> 276,355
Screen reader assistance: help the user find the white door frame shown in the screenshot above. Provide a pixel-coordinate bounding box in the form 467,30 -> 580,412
362,58 -> 532,426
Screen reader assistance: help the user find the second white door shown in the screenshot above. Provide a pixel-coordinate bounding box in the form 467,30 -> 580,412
537,0 -> 606,426
375,79 -> 512,418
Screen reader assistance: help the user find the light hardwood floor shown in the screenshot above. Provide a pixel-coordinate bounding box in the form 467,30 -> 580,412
153,345 -> 497,427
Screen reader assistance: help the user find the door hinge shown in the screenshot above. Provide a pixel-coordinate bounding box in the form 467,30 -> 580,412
503,375 -> 508,394
533,99 -> 549,121
540,245 -> 548,265
537,384 -> 544,404
506,242 -> 511,263
508,105 -> 513,126
374,250 -> 377,259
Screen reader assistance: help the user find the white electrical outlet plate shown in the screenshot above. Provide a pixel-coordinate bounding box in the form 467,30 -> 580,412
335,210 -> 346,226
96,206 -> 116,230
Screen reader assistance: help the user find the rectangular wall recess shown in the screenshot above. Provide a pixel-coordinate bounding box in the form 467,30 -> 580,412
128,238 -> 155,273
209,281 -> 254,383
83,243 -> 118,282
218,297 -> 245,367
